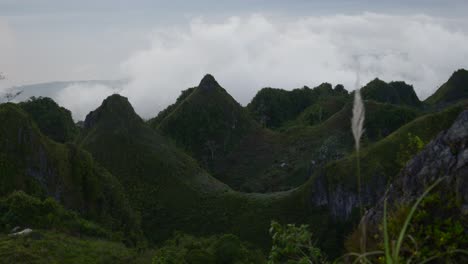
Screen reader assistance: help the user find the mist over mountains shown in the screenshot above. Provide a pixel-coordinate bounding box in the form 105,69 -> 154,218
2,13 -> 468,121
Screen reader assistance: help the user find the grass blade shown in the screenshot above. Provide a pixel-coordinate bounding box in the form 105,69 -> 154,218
393,177 -> 445,261
383,199 -> 392,264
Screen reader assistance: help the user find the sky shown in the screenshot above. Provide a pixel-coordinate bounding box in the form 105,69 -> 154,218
1,0 -> 468,120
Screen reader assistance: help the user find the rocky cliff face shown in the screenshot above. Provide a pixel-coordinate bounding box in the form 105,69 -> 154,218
309,108 -> 468,221
364,109 -> 468,225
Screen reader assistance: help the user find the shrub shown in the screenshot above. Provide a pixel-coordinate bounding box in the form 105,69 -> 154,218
0,191 -> 108,238
268,221 -> 327,264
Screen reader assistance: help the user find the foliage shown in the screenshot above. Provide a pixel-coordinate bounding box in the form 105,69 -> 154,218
360,79 -> 421,107
152,233 -> 265,264
0,230 -> 138,264
0,103 -> 142,246
0,191 -> 108,238
78,94 -> 342,255
147,87 -> 195,127
268,221 -> 327,264
19,96 -> 78,143
153,75 -> 255,170
323,104 -> 464,192
396,133 -> 425,167
384,192 -> 468,263
293,96 -> 348,127
425,69 -> 468,105
247,83 -> 346,128
346,178 -> 468,264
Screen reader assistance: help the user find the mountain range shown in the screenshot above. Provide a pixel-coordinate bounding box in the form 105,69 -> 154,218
0,69 -> 467,263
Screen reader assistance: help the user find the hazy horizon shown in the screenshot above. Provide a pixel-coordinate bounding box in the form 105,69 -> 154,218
1,0 -> 468,119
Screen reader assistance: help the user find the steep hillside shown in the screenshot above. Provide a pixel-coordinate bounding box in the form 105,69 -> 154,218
292,95 -> 349,127
425,69 -> 468,106
78,94 -> 348,255
247,83 -> 348,128
147,87 -> 195,127
306,102 -> 466,219
0,103 -> 141,243
154,75 -> 256,169
216,100 -> 419,192
360,78 -> 421,107
18,97 -> 78,143
351,108 -> 468,262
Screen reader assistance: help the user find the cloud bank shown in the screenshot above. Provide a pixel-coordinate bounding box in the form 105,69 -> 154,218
55,13 -> 468,120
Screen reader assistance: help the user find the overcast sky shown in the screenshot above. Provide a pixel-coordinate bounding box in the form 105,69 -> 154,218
1,0 -> 468,119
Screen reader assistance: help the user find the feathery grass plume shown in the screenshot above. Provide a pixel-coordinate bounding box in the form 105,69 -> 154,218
351,74 -> 365,215
351,73 -> 366,257
351,88 -> 365,152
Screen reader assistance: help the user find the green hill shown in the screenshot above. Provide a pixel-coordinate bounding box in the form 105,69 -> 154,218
425,69 -> 468,106
215,100 -> 419,192
360,78 -> 421,107
292,95 -> 349,127
152,75 -> 256,170
77,94 -> 349,254
247,83 -> 348,128
0,103 -> 141,243
310,102 -> 466,219
18,97 -> 78,143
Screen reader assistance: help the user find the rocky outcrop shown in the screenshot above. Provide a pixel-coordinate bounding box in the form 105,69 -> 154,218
364,109 -> 468,225
310,168 -> 386,219
309,109 -> 468,221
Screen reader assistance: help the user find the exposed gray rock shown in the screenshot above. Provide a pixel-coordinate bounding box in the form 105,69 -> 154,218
363,109 -> 468,226
309,109 -> 468,221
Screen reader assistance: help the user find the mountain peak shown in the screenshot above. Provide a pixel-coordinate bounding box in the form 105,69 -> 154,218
198,74 -> 221,91
84,94 -> 141,129
425,68 -> 468,105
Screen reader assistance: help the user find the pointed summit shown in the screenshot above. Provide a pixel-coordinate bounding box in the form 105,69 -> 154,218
84,94 -> 141,129
154,75 -> 255,170
198,74 -> 221,92
425,69 -> 468,105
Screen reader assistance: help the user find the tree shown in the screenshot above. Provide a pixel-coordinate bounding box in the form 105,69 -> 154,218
3,91 -> 23,102
268,221 -> 327,264
0,73 -> 23,102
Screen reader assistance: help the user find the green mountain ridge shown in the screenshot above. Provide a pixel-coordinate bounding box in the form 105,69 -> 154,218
18,97 -> 78,143
425,69 -> 468,106
0,103 -> 141,244
360,78 -> 421,107
1,69 -> 467,263
153,75 -> 257,171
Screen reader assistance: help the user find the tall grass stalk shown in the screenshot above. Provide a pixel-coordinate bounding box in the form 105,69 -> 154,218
351,85 -> 365,255
351,87 -> 365,216
382,177 -> 445,264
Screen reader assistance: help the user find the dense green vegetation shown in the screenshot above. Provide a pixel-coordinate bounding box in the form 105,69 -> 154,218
321,104 -> 464,192
0,103 -> 142,245
19,96 -> 78,143
152,74 -> 256,170
77,94 -> 334,252
0,191 -> 108,238
152,233 -> 265,264
0,231 -> 139,264
0,69 -> 467,263
360,79 -> 421,107
425,69 -> 468,106
247,83 -> 348,128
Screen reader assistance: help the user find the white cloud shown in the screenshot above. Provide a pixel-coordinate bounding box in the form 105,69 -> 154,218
55,83 -> 117,120
13,13 -> 468,120
115,13 -> 468,118
0,19 -> 17,90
